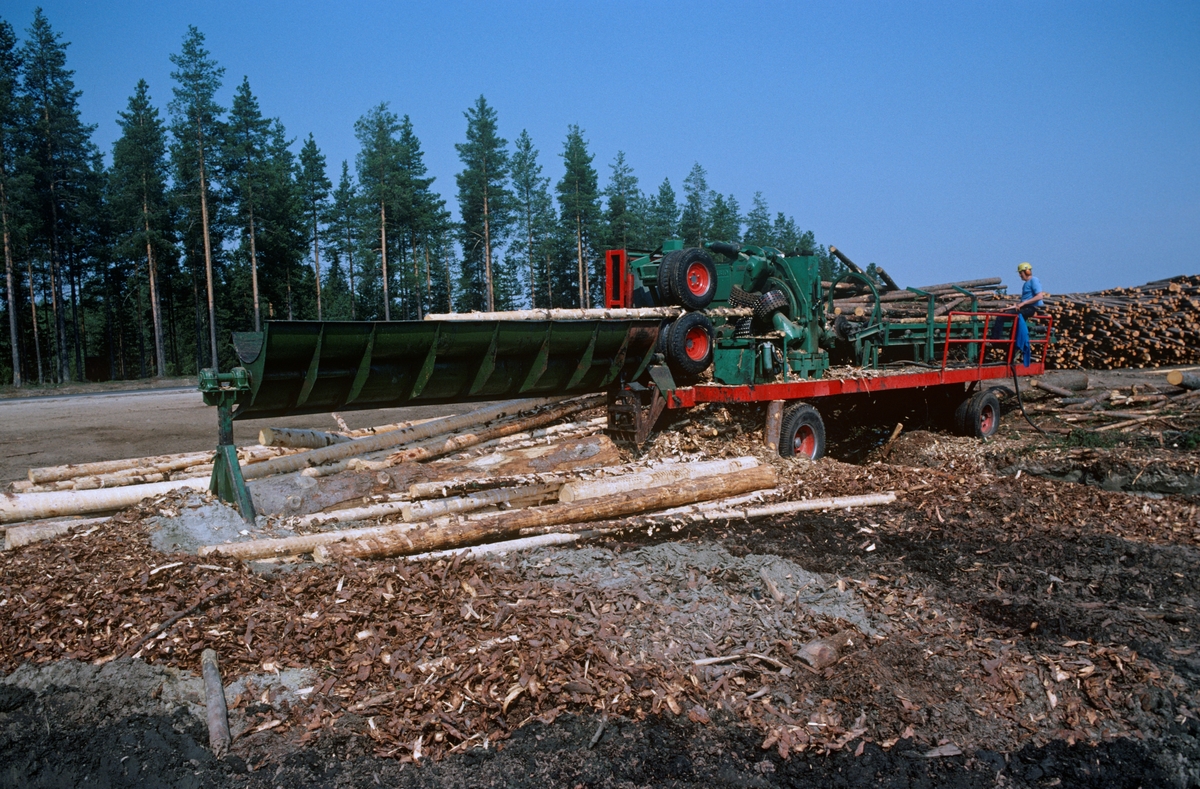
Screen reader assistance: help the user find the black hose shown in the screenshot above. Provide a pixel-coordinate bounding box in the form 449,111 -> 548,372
1010,362 -> 1048,436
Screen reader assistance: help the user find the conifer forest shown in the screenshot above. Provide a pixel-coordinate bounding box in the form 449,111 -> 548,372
0,11 -> 836,387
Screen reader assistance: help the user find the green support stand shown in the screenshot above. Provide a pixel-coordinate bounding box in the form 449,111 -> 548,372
199,367 -> 256,524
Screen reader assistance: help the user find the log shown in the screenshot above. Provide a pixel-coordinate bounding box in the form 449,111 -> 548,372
313,465 -> 779,562
1166,371 -> 1200,390
764,401 -> 783,452
3,516 -> 108,550
0,478 -> 209,525
557,457 -> 759,503
199,518 -> 424,560
28,450 -> 215,484
201,649 -> 232,759
241,397 -> 570,480
402,482 -> 562,521
1032,379 -> 1075,398
406,459 -> 659,500
1042,371 -> 1089,391
259,427 -> 353,449
403,531 -> 581,563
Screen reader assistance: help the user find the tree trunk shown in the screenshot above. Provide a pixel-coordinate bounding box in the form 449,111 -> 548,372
1,182 -> 20,387
26,259 -> 42,384
576,201 -> 588,309
142,192 -> 166,377
380,201 -> 389,320
346,219 -> 357,320
247,200 -> 261,331
197,124 -> 218,370
312,209 -> 322,320
412,237 -> 422,319
69,249 -> 83,380
316,465 -> 778,562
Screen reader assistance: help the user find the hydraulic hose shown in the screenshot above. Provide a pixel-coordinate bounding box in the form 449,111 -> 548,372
1010,362 -> 1047,436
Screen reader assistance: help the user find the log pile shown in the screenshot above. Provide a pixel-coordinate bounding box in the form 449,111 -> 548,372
1018,376 -> 1200,438
827,277 -> 1007,323
1041,275 -> 1200,369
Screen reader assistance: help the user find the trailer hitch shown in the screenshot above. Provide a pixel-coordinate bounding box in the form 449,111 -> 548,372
199,367 -> 256,523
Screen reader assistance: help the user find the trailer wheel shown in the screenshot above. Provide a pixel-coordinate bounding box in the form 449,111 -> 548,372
779,402 -> 826,460
964,390 -> 1001,438
656,250 -> 684,306
952,396 -> 971,435
665,312 -> 714,378
673,248 -> 717,310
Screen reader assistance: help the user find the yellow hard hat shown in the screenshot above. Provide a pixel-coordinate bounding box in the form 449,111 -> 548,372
1017,262 -> 1032,273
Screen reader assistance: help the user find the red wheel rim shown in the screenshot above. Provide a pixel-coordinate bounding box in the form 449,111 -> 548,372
794,425 -> 816,458
685,262 -> 711,296
980,405 -> 996,434
684,326 -> 710,361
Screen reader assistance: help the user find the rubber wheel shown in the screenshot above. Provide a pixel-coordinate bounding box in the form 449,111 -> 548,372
673,248 -> 717,310
664,312 -> 714,378
779,402 -> 826,460
656,250 -> 684,306
952,396 -> 971,435
964,390 -> 1001,438
754,290 -> 790,322
654,319 -> 672,360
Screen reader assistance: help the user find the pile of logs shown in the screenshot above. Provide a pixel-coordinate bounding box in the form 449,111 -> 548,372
1024,371 -> 1200,435
1042,275 -> 1200,369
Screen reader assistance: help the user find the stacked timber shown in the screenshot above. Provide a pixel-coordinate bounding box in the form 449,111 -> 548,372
828,277 -> 1007,327
1041,275 -> 1200,369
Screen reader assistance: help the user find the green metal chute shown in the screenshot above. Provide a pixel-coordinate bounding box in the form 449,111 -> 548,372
230,319 -> 662,420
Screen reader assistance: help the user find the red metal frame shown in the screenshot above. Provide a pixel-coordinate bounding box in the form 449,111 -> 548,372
664,311 -> 1053,409
605,249 -> 632,309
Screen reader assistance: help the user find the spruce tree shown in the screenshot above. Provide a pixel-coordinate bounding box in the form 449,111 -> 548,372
354,103 -> 402,320
256,120 -> 307,322
22,9 -> 98,382
602,151 -> 642,252
743,192 -> 771,247
455,96 -> 510,312
222,77 -> 271,330
0,18 -> 23,385
509,130 -> 555,308
110,78 -> 172,376
395,116 -> 446,319
325,160 -> 360,319
297,133 -> 331,318
645,178 -> 679,247
168,25 -> 224,369
707,192 -> 741,245
679,163 -> 710,248
555,125 -> 601,307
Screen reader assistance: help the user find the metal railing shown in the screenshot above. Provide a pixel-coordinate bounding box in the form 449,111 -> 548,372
940,311 -> 1053,370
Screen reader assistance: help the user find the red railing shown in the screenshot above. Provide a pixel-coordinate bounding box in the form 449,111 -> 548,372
940,311 -> 1054,370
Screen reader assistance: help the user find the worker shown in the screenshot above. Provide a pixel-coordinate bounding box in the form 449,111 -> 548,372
989,262 -> 1047,343
1013,262 -> 1047,319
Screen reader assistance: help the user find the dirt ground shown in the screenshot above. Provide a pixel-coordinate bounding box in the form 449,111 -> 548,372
1,374 -> 1197,788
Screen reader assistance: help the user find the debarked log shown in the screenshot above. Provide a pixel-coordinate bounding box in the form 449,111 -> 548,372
556,456 -> 759,502
311,465 -> 779,562
0,478 -> 210,525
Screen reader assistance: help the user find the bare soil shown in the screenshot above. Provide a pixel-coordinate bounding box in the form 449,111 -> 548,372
1,377 -> 1198,788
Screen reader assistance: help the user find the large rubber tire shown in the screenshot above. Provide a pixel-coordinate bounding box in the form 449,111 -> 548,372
964,390 -> 1001,438
664,312 -> 714,378
673,248 -> 717,310
754,290 -> 790,322
952,396 -> 971,435
656,250 -> 684,306
779,402 -> 826,460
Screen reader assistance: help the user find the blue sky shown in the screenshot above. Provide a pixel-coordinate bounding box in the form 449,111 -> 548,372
6,1 -> 1198,294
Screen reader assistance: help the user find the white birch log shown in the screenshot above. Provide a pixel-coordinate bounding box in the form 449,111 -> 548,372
28,451 -> 216,484
557,457 -> 759,503
0,478 -> 210,524
258,427 -> 353,449
3,516 -> 109,550
402,482 -> 562,521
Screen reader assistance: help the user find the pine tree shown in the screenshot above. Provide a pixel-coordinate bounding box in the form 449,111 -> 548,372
22,9 -> 98,382
222,77 -> 271,330
297,133 -> 331,318
555,125 -> 601,308
602,151 -> 642,252
743,192 -> 771,248
0,18 -> 24,385
679,163 -> 710,248
354,103 -> 402,320
645,177 -> 679,246
168,25 -> 224,369
110,78 -> 172,377
508,130 -> 555,308
455,96 -> 510,312
325,160 -> 360,319
255,120 -> 308,322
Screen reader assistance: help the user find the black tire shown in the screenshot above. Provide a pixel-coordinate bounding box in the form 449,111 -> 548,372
964,390 -> 1001,438
754,290 -> 790,322
952,396 -> 971,435
655,319 -> 672,360
779,402 -> 826,460
656,250 -> 684,306
728,286 -> 758,308
664,312 -> 714,378
673,248 -> 717,310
